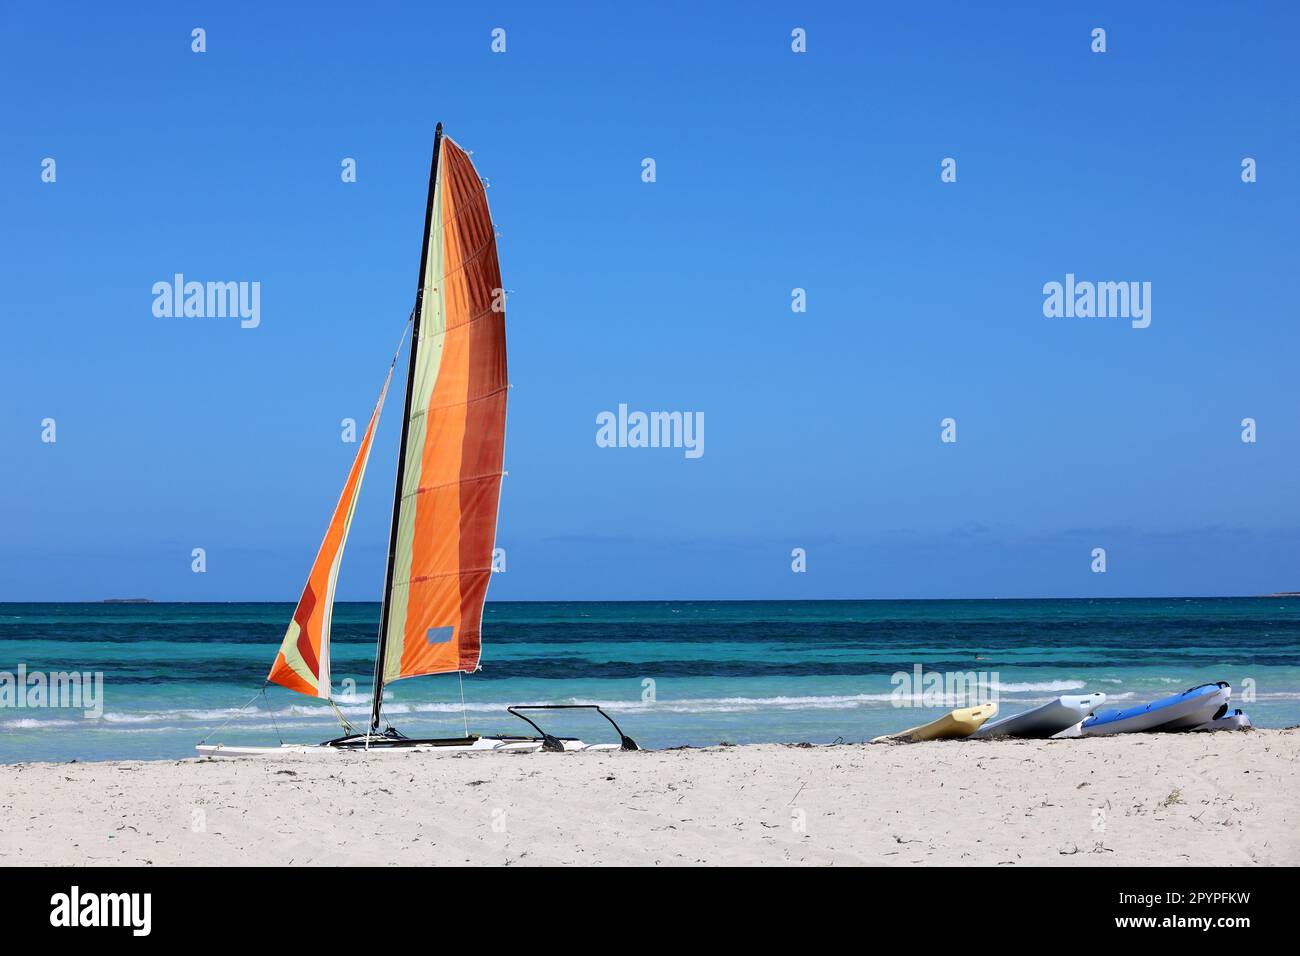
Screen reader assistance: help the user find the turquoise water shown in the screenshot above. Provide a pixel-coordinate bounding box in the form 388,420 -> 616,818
1,598 -> 1297,762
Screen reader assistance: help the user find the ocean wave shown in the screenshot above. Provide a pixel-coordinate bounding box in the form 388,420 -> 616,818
88,691 -> 1035,724
988,680 -> 1086,692
0,717 -> 79,729
623,693 -> 903,712
93,694 -> 900,724
70,686 -> 1300,730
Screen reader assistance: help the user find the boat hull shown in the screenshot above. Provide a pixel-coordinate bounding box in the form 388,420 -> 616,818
871,703 -> 998,743
193,732 -> 627,757
972,693 -> 1107,739
197,737 -> 541,758
1081,682 -> 1230,736
1192,709 -> 1251,732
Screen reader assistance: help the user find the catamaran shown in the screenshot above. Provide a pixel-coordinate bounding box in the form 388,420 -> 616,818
197,126 -> 636,757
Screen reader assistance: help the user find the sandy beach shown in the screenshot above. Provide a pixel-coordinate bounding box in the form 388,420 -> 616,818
0,729 -> 1295,866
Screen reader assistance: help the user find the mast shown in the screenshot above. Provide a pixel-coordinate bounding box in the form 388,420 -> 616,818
370,123 -> 443,734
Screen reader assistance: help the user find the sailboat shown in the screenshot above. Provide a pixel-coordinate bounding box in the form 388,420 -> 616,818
197,126 -> 636,757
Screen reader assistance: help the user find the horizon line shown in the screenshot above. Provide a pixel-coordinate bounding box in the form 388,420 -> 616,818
2,593 -> 1297,606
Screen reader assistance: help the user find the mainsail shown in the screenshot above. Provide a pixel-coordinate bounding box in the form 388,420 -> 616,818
370,125 -> 508,729
268,368 -> 394,698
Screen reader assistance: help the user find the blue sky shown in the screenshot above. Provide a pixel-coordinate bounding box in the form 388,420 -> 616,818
2,1 -> 1297,601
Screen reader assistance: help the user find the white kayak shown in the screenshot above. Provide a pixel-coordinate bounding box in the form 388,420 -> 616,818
1192,708 -> 1251,732
972,693 -> 1107,739
1081,681 -> 1231,736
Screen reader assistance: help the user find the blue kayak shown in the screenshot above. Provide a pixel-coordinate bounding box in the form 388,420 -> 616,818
1081,682 -> 1230,736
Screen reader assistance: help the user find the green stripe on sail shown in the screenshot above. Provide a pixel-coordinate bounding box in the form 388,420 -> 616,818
382,154 -> 446,683
277,618 -> 318,693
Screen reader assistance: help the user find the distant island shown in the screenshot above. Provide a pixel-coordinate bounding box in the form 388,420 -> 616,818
102,598 -> 154,604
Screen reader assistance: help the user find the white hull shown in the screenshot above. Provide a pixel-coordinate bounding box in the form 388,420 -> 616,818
197,738 -> 542,758
194,735 -> 627,758
1192,709 -> 1251,732
972,693 -> 1107,739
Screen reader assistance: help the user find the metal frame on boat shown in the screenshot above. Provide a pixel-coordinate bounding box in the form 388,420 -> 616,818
506,705 -> 639,752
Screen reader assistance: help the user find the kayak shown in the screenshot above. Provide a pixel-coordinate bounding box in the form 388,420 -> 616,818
871,703 -> 998,744
1192,708 -> 1251,732
972,693 -> 1107,739
1081,682 -> 1230,736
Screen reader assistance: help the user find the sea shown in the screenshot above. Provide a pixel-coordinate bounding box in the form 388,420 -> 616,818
1,598 -> 1297,763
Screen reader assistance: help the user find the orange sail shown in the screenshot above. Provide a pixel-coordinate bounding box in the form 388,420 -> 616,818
373,128 -> 507,704
268,368 -> 394,698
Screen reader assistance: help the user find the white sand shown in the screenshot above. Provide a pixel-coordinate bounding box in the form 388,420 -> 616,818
1,729 -> 1296,866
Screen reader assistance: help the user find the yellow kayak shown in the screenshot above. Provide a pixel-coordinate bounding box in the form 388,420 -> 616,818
871,703 -> 998,744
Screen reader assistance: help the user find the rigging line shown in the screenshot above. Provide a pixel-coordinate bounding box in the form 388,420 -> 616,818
196,686 -> 265,745
368,339 -> 406,738
327,698 -> 355,735
387,307 -> 415,368
458,670 -> 469,738
264,685 -> 284,746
